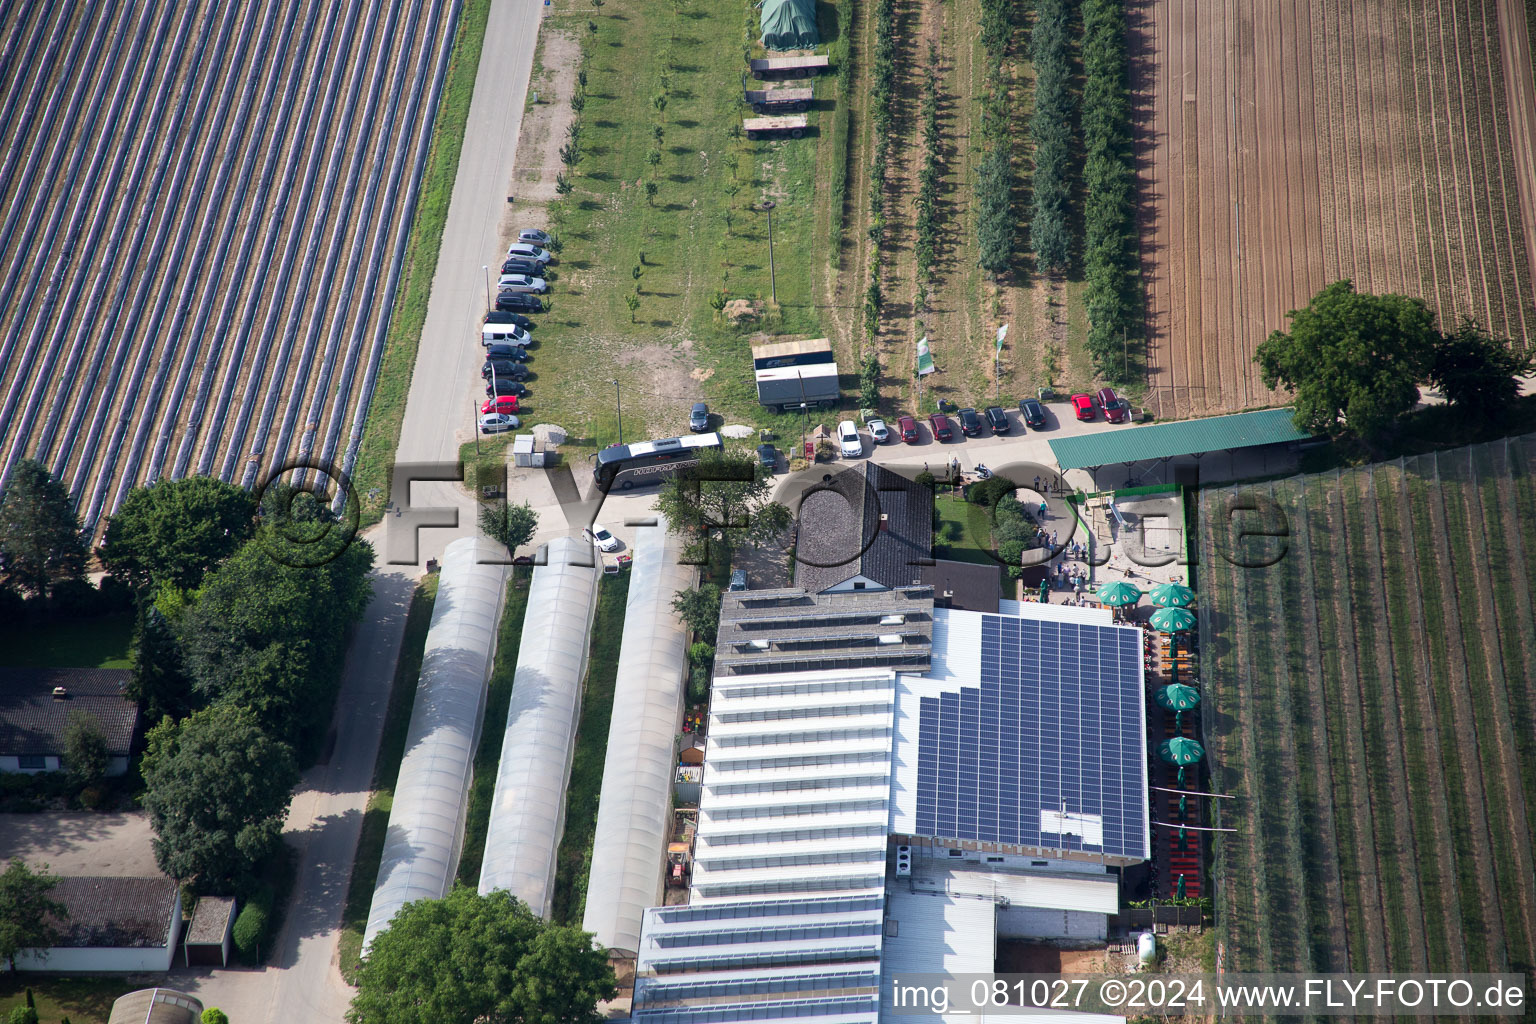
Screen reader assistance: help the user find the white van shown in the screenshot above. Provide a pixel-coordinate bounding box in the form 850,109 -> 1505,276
482,323 -> 530,345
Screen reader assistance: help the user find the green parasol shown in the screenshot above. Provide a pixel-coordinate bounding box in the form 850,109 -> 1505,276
1155,683 -> 1201,712
1150,606 -> 1197,633
1159,735 -> 1205,766
1039,578 -> 1050,603
1150,582 -> 1195,608
1176,873 -> 1187,899
1095,580 -> 1142,607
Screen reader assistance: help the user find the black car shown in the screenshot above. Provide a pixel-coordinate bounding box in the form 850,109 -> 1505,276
958,407 -> 983,437
501,257 -> 541,276
486,379 -> 528,397
484,311 -> 535,330
481,360 -> 529,381
496,292 -> 543,313
1019,398 -> 1047,430
984,406 -> 1008,434
689,401 -> 709,432
757,443 -> 778,472
485,343 -> 528,362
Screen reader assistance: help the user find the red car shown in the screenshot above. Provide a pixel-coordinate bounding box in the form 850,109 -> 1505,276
928,413 -> 954,442
1070,393 -> 1095,421
482,395 -> 520,415
898,415 -> 919,444
1097,386 -> 1127,424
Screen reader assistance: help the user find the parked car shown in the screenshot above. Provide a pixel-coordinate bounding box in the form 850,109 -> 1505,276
518,228 -> 553,247
958,407 -> 983,437
484,310 -> 535,329
482,395 -> 520,415
1071,393 -> 1095,421
506,243 -> 552,266
757,443 -> 778,471
481,323 -> 530,345
729,568 -> 749,592
928,413 -> 954,442
479,412 -> 520,433
898,415 -> 919,443
689,401 -> 710,432
1097,386 -> 1128,423
497,274 -> 547,294
486,379 -> 528,397
1019,397 -> 1047,430
837,420 -> 863,458
482,360 -> 529,381
496,292 -> 543,313
484,343 -> 528,362
586,523 -> 621,552
984,406 -> 1009,434
501,257 -> 541,276
867,417 -> 890,444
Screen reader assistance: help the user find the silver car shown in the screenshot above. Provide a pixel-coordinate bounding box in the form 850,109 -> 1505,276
505,243 -> 551,266
518,229 -> 553,247
497,274 -> 547,294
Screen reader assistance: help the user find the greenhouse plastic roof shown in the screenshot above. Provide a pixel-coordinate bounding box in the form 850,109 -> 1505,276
364,537 -> 508,949
583,521 -> 696,955
478,535 -> 600,916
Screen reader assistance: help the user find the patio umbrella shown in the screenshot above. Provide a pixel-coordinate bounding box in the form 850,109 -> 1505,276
1159,735 -> 1205,766
1176,873 -> 1187,899
1095,580 -> 1142,607
1039,578 -> 1050,603
1150,582 -> 1195,608
1151,606 -> 1197,633
1155,683 -> 1201,712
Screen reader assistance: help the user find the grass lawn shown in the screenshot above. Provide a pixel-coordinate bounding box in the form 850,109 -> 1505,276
932,493 -> 995,565
337,576 -> 439,980
0,976 -> 122,1024
550,572 -> 629,925
0,613 -> 133,669
350,0 -> 493,526
455,567 -> 534,885
472,0 -> 845,464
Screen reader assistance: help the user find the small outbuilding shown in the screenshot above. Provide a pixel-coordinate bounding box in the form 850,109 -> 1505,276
12,876 -> 182,972
182,895 -> 236,967
107,988 -> 204,1024
759,0 -> 819,50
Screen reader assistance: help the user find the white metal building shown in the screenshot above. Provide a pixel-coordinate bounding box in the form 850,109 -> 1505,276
478,535 -> 601,916
583,521 -> 696,956
692,667 -> 898,903
363,537 -> 509,949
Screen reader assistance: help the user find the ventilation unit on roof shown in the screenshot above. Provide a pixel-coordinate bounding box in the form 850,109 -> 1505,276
894,845 -> 912,877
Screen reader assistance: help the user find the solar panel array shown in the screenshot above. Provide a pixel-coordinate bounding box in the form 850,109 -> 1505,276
913,615 -> 1146,859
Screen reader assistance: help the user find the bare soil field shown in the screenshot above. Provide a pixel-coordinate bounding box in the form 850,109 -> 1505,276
0,0 -> 456,530
1133,0 -> 1536,420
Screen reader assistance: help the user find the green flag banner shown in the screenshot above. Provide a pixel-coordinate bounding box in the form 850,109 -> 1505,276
917,336 -> 936,376
996,324 -> 1008,352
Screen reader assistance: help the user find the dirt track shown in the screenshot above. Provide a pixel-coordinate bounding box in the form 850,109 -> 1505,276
1133,0 -> 1536,420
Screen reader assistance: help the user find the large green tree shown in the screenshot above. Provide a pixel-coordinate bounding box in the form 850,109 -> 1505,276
654,449 -> 791,567
100,477 -> 256,592
1427,317 -> 1533,417
349,887 -> 615,1024
63,711 -> 110,787
0,460 -> 86,598
671,583 -> 722,646
128,598 -> 194,724
0,860 -> 65,971
479,500 -> 539,554
1256,279 -> 1440,440
140,705 -> 299,886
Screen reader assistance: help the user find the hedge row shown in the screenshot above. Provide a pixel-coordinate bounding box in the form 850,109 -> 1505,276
865,0 -> 897,338
1029,0 -> 1072,271
914,48 -> 940,311
1081,0 -> 1140,379
975,0 -> 1014,276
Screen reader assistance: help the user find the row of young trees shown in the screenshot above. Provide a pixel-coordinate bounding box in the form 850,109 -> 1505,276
975,0 -> 1014,276
864,0 -> 897,339
1081,0 -> 1139,378
913,47 -> 941,312
1029,0 -> 1072,272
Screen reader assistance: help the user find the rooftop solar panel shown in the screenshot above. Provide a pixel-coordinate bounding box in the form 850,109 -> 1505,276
912,615 -> 1147,859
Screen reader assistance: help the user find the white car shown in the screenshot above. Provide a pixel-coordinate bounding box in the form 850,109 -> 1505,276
481,323 -> 530,345
867,417 -> 890,444
586,523 -> 621,552
479,412 -> 520,433
837,420 -> 863,458
505,243 -> 552,266
518,229 -> 553,247
497,274 -> 548,294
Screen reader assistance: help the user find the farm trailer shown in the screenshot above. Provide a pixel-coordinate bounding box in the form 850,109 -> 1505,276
743,114 -> 808,139
744,85 -> 813,114
748,54 -> 829,79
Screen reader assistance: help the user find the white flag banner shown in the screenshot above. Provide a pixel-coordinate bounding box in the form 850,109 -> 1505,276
916,336 -> 936,375
996,324 -> 1009,351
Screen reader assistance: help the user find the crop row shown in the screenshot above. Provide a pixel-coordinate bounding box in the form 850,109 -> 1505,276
862,0 -> 895,340
0,0 -> 456,528
1027,0 -> 1071,271
972,0 -> 1011,277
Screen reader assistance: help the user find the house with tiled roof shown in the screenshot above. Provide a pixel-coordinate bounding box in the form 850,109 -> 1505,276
0,668 -> 139,776
11,876 -> 182,972
792,462 -> 933,594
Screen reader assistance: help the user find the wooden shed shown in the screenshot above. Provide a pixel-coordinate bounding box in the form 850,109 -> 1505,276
182,896 -> 236,967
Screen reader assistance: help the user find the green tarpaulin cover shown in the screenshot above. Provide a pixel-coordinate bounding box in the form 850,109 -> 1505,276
761,0 -> 819,50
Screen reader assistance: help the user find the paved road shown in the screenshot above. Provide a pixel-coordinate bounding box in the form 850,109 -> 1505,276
169,3 -> 549,1020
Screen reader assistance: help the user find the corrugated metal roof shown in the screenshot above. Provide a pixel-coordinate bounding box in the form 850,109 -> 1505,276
1047,408 -> 1310,470
910,864 -> 1120,915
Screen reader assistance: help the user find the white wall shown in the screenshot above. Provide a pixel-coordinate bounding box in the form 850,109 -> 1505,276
997,907 -> 1107,942
0,755 -> 61,774
824,574 -> 883,593
6,893 -> 180,973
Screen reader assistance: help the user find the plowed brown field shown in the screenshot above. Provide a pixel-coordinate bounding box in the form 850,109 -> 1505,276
1133,0 -> 1536,419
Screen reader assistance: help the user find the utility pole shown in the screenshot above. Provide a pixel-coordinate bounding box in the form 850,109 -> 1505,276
482,265 -> 491,308
614,379 -> 623,445
757,200 -> 777,305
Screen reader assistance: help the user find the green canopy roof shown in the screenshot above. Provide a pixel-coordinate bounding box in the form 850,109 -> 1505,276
1150,606 -> 1197,632
1048,407 -> 1311,471
1094,580 -> 1141,607
1149,582 -> 1195,608
761,0 -> 819,50
1159,736 -> 1206,765
1155,683 -> 1201,711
